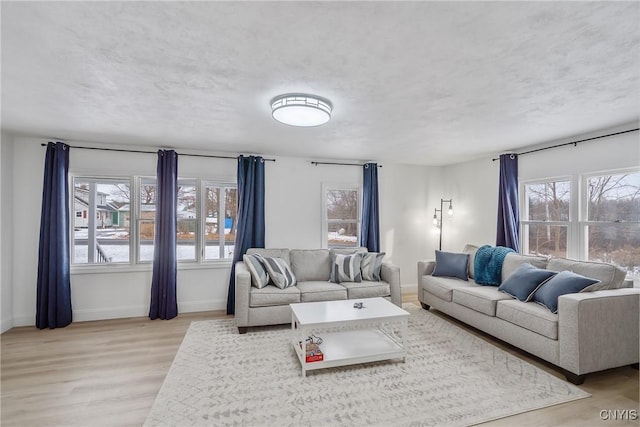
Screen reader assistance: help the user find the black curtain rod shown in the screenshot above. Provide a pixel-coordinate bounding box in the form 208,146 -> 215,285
41,143 -> 276,162
491,128 -> 639,161
311,161 -> 382,167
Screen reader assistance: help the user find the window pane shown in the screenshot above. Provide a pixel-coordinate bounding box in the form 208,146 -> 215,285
525,181 -> 570,221
588,172 -> 640,222
224,188 -> 237,259
327,190 -> 358,220
328,221 -> 358,248
177,182 -> 197,261
524,223 -> 567,257
139,220 -> 155,261
204,186 -> 221,260
587,224 -> 640,275
73,179 -> 131,264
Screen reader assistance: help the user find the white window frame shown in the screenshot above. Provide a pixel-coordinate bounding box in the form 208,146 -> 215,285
201,181 -> 237,261
321,183 -> 362,249
70,175 -> 133,266
579,167 -> 640,264
519,176 -> 574,258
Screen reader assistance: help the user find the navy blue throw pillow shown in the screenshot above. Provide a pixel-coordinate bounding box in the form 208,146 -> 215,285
432,250 -> 469,281
497,263 -> 557,302
533,270 -> 599,313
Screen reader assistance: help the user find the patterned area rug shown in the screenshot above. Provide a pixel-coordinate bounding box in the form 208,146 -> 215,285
144,304 -> 589,426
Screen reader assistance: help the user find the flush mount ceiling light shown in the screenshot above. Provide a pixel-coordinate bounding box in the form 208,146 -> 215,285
270,93 -> 332,127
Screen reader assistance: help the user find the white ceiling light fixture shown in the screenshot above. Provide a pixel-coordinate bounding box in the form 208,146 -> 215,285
271,93 -> 332,127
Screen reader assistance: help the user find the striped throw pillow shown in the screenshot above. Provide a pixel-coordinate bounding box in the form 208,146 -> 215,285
243,254 -> 269,289
257,255 -> 296,289
330,252 -> 364,284
361,252 -> 385,281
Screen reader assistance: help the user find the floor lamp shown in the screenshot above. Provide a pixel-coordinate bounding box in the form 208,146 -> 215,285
433,198 -> 453,250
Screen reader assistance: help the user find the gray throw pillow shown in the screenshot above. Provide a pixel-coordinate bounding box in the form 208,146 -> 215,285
361,252 -> 385,281
330,252 -> 364,284
432,250 -> 469,281
497,263 -> 557,302
532,270 -> 599,313
243,253 -> 269,289
256,255 -> 297,289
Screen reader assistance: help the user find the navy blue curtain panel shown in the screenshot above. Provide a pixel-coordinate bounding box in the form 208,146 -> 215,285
361,162 -> 380,252
496,154 -> 520,252
226,156 -> 265,315
149,150 -> 178,320
36,142 -> 72,329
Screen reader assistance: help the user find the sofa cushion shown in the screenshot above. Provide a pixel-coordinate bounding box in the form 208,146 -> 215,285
243,253 -> 269,289
290,249 -> 331,282
498,263 -> 557,302
330,252 -> 364,283
342,280 -> 391,300
546,257 -> 627,292
258,256 -> 297,289
463,244 -> 479,279
432,250 -> 469,281
496,300 -> 558,340
361,252 -> 386,281
532,270 -> 599,313
501,253 -> 550,282
247,248 -> 290,266
422,276 -> 476,302
296,281 -> 348,303
452,286 -> 512,316
250,285 -> 300,307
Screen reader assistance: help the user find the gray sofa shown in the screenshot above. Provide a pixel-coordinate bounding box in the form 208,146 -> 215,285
418,247 -> 639,384
235,248 -> 401,333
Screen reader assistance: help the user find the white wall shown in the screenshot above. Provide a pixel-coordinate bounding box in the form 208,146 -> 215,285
442,124 -> 640,253
1,132 -> 15,332
9,136 -> 438,326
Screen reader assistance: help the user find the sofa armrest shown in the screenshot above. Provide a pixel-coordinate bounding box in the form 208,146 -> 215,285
234,261 -> 252,328
558,288 -> 640,375
381,263 -> 402,307
417,260 -> 436,288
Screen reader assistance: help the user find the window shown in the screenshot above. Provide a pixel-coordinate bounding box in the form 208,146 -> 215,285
521,169 -> 640,278
323,185 -> 360,248
582,171 -> 640,275
521,179 -> 571,258
72,176 -> 237,266
204,183 -> 237,260
73,178 -> 131,264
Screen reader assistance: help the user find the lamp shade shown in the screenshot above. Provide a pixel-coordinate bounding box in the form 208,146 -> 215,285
271,94 -> 332,127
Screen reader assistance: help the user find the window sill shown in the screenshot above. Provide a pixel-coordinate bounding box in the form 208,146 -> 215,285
71,260 -> 233,275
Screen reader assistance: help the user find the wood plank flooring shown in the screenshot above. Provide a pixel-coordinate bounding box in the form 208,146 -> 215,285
1,294 -> 638,426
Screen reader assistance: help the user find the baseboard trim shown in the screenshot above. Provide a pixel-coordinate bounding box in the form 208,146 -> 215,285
402,283 -> 418,293
10,299 -> 227,328
1,316 -> 14,333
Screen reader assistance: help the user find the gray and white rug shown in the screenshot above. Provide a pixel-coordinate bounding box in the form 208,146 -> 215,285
144,304 -> 589,427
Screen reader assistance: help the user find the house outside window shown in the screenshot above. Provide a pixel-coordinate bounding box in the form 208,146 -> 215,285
322,184 -> 361,249
521,169 -> 640,278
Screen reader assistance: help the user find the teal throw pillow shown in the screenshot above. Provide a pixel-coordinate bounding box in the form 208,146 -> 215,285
533,270 -> 599,313
497,263 -> 557,302
432,250 -> 469,281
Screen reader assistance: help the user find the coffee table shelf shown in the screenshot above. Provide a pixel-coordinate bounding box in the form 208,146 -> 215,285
290,298 -> 409,377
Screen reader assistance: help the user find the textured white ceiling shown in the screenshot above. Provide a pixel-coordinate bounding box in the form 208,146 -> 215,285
1,1 -> 639,165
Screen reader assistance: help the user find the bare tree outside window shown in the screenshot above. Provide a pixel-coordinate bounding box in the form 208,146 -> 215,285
523,180 -> 570,257
326,188 -> 359,248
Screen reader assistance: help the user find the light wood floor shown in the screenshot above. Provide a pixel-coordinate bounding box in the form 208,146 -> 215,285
1,293 -> 638,427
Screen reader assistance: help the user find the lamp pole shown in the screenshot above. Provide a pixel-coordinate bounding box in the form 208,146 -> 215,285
434,198 -> 453,251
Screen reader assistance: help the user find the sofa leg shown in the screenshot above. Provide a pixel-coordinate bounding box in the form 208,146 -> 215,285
631,363 -> 639,370
563,370 -> 586,385
238,327 -> 248,334
420,302 -> 430,310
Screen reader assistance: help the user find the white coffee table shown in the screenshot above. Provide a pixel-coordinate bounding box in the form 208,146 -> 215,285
290,297 -> 409,377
